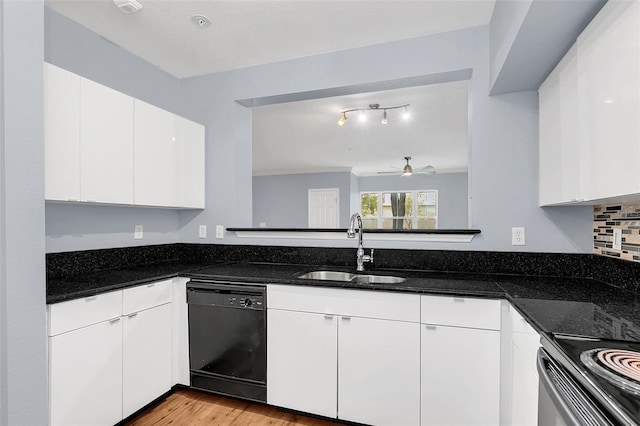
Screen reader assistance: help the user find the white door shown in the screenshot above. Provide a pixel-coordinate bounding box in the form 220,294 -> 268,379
267,309 -> 338,418
133,99 -> 177,207
49,319 -> 123,426
421,324 -> 500,426
122,303 -> 173,418
308,188 -> 339,228
338,316 -> 420,426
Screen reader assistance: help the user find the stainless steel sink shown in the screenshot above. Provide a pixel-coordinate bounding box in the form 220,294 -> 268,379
351,274 -> 406,284
297,271 -> 355,282
297,270 -> 405,284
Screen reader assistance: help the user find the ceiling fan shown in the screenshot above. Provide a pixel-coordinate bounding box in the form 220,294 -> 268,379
377,156 -> 436,176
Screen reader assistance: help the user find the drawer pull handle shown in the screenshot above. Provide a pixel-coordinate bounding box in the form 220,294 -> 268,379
453,298 -> 465,303
147,284 -> 155,288
324,315 -> 333,320
85,296 -> 97,301
128,313 -> 138,319
342,316 -> 351,321
425,325 -> 437,330
109,317 -> 121,324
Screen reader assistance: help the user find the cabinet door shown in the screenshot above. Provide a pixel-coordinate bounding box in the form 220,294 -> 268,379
539,44 -> 584,206
267,309 -> 338,418
577,0 -> 640,200
421,325 -> 500,426
80,78 -> 134,204
510,343 -> 539,426
49,318 -> 123,426
44,63 -> 81,201
134,100 -> 178,207
175,115 -> 205,208
339,316 -> 420,426
122,303 -> 173,418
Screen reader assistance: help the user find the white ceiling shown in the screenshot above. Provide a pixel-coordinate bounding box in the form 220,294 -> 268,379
47,0 -> 488,177
46,0 -> 496,79
252,80 -> 469,176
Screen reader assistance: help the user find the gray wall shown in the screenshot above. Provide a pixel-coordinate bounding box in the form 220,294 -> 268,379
44,8 -> 187,253
358,173 -> 469,229
253,172 -> 352,228
178,25 -> 593,252
0,1 -> 48,424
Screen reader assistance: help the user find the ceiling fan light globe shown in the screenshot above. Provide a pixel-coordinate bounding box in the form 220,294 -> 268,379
402,165 -> 413,176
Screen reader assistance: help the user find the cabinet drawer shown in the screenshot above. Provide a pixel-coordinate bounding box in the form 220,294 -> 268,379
511,306 -> 538,335
421,295 -> 500,330
123,279 -> 172,315
48,290 -> 122,336
267,285 -> 420,323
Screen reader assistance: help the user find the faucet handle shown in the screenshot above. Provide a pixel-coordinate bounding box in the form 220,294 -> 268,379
369,248 -> 374,263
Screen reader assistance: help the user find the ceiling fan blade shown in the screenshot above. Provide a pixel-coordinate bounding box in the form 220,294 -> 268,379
413,165 -> 435,172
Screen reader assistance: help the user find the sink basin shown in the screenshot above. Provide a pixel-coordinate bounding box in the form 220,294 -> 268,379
297,270 -> 405,284
351,275 -> 406,284
297,271 -> 355,282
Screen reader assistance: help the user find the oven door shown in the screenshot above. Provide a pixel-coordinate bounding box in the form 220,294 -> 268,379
537,348 -> 613,426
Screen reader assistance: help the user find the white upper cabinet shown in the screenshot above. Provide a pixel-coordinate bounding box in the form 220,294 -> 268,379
176,115 -> 205,209
44,63 -> 81,201
80,77 -> 135,204
539,44 -> 584,206
539,0 -> 640,205
134,100 -> 178,207
44,63 -> 205,209
577,0 -> 640,201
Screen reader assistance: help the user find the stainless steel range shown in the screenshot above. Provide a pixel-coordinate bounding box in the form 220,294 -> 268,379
538,334 -> 640,425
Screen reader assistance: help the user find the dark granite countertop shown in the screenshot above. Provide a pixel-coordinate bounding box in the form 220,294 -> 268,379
46,261 -> 640,343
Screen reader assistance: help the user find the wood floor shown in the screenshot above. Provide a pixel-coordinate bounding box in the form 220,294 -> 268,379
124,389 -> 343,426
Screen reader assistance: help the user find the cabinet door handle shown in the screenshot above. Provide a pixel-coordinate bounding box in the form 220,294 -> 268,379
453,298 -> 465,303
127,313 -> 138,319
147,283 -> 155,288
85,296 -> 97,302
109,317 -> 121,324
324,315 -> 333,320
425,325 -> 437,330
342,316 -> 351,321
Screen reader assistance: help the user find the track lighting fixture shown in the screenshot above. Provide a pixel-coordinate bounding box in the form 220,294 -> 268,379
337,103 -> 410,126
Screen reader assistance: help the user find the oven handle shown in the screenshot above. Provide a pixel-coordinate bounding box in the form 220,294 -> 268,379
537,348 -> 613,426
537,348 -> 583,426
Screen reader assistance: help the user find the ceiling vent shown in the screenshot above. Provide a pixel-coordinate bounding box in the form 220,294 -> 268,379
113,0 -> 144,14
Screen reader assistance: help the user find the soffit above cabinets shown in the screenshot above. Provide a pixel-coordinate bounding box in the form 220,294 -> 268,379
45,0 -> 496,78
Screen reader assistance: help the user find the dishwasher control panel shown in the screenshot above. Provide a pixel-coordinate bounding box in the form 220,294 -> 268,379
187,280 -> 265,310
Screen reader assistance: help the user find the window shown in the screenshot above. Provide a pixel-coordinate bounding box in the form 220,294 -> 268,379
360,190 -> 437,229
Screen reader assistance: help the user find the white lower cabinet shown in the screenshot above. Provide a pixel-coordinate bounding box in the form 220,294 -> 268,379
48,279 -> 174,426
420,295 -> 501,426
49,316 -> 123,426
339,316 -> 420,426
508,307 -> 541,426
267,285 -> 421,425
122,302 -> 172,418
267,309 -> 338,418
421,324 -> 500,426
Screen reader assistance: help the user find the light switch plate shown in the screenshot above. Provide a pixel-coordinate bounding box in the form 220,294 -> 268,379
199,225 -> 207,239
216,225 -> 224,239
613,228 -> 622,250
134,225 -> 143,240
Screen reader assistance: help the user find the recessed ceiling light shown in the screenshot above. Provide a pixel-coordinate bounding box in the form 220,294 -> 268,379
191,14 -> 212,28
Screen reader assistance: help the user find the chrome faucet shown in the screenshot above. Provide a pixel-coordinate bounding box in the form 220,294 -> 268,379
347,213 -> 374,272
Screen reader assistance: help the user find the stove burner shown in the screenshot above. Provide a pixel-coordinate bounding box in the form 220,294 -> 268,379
581,348 -> 640,395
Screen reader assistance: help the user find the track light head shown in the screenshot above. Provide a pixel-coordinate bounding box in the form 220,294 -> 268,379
337,112 -> 347,126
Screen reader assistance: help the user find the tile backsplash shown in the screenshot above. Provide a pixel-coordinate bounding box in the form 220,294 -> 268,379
594,202 -> 640,262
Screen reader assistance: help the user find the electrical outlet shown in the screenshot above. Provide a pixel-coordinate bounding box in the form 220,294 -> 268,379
134,225 -> 143,240
613,228 -> 622,250
216,225 -> 224,239
199,225 -> 207,239
512,227 -> 525,246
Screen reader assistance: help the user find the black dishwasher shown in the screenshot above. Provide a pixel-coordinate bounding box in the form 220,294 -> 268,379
187,280 -> 266,402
